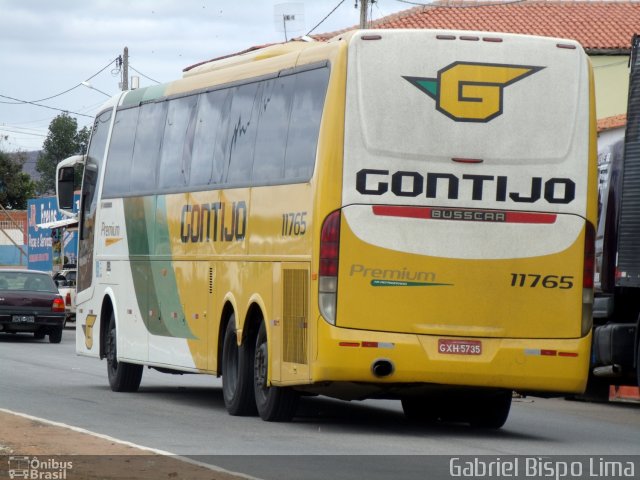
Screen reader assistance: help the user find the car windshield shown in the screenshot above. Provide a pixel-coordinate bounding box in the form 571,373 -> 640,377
0,271 -> 58,293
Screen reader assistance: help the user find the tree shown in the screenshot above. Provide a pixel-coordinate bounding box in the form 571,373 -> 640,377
36,113 -> 88,195
0,150 -> 36,209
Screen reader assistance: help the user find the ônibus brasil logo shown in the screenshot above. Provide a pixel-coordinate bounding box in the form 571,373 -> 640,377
403,62 -> 544,122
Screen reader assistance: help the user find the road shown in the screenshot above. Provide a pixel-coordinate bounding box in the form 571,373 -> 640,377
1,328 -> 639,480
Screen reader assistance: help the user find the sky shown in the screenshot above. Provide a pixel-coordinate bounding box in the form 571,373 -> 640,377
0,0 -> 414,153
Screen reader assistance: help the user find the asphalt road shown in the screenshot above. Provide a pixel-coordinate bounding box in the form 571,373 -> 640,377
1,328 -> 639,480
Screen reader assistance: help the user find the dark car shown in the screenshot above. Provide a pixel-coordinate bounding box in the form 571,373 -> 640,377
0,269 -> 66,343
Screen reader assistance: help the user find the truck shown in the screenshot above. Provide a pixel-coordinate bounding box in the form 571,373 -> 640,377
590,34 -> 640,393
52,267 -> 76,323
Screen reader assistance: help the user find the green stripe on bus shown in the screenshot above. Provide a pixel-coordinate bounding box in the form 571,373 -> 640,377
370,280 -> 453,287
124,196 -> 196,339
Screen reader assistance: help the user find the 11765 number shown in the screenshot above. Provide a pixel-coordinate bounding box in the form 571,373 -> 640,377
510,274 -> 574,289
281,212 -> 307,236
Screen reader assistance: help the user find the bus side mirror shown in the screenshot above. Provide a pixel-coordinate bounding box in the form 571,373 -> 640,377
57,166 -> 75,210
56,154 -> 85,217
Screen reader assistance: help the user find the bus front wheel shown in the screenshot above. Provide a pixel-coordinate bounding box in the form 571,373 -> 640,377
221,315 -> 257,416
106,312 -> 142,392
253,321 -> 299,421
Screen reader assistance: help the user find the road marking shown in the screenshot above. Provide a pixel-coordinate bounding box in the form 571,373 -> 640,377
0,407 -> 262,480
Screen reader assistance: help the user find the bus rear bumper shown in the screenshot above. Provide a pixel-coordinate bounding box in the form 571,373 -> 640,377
309,319 -> 591,395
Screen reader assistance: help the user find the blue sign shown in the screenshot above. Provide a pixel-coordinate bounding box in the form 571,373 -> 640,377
27,195 -> 80,272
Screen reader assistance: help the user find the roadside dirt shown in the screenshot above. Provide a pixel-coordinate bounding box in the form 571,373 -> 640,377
0,411 -> 247,480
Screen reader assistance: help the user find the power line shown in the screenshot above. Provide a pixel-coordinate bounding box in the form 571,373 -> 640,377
307,0 -> 347,36
129,65 -> 161,84
0,57 -> 119,106
0,94 -> 93,118
0,124 -> 46,134
0,127 -> 47,138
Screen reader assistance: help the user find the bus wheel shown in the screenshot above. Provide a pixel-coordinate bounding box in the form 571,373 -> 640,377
221,315 -> 257,416
106,312 -> 142,392
468,390 -> 512,429
400,397 -> 439,423
254,322 -> 299,421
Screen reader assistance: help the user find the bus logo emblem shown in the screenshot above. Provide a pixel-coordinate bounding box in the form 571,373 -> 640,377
403,62 -> 544,122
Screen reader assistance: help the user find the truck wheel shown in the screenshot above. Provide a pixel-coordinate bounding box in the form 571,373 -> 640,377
106,312 -> 142,392
221,314 -> 257,416
253,321 -> 299,421
637,337 -> 640,389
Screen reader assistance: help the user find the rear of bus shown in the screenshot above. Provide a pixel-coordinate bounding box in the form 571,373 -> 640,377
314,30 -> 596,398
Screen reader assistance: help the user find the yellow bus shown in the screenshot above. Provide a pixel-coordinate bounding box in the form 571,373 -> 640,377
57,29 -> 597,428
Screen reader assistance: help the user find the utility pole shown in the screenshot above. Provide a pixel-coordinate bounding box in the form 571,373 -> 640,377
122,46 -> 129,91
359,0 -> 369,29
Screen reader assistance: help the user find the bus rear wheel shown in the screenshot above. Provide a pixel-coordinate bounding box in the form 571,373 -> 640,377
221,315 -> 257,416
400,397 -> 439,423
106,312 -> 143,392
254,322 -> 299,421
467,390 -> 512,429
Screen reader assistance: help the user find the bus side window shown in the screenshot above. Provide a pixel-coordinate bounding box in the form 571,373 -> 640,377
131,102 -> 167,194
252,76 -> 294,183
103,108 -> 138,197
159,96 -> 199,190
284,67 -> 330,181
225,83 -> 261,184
190,89 -> 230,188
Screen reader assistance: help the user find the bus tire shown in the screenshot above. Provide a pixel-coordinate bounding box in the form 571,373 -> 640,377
468,390 -> 512,429
221,315 -> 257,416
106,312 -> 142,392
254,321 -> 299,422
400,397 -> 439,423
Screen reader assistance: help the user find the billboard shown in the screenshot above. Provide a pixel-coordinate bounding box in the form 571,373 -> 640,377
27,195 -> 79,272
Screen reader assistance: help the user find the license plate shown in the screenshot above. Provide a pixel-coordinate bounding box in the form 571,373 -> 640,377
438,339 -> 482,355
12,315 -> 35,323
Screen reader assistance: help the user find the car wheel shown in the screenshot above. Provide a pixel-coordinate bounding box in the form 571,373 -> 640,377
48,327 -> 63,344
106,312 -> 142,392
221,314 -> 257,416
254,321 -> 299,421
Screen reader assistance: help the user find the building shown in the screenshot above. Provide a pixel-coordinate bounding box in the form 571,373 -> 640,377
315,0 -> 640,159
0,209 -> 27,267
27,196 -> 78,273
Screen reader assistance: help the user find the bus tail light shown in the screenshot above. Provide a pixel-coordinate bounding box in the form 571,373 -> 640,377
582,222 -> 595,337
319,210 -> 341,325
52,297 -> 66,313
